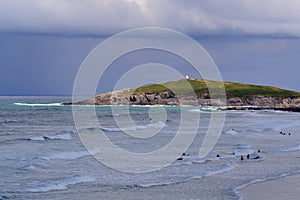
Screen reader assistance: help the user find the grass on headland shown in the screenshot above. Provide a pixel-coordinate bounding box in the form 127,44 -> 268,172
133,79 -> 300,99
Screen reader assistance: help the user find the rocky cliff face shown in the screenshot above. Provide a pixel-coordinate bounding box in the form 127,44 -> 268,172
72,89 -> 300,111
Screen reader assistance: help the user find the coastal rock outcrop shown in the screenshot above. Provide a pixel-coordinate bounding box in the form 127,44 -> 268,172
66,79 -> 300,112
70,91 -> 300,111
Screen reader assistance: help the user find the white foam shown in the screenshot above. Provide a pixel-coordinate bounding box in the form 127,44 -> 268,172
277,145 -> 300,152
223,129 -> 239,135
29,133 -> 72,141
201,106 -> 219,111
234,171 -> 300,199
40,150 -> 90,160
187,108 -> 201,113
29,136 -> 46,141
171,160 -> 193,167
148,121 -> 167,129
187,106 -> 219,113
139,164 -> 234,188
39,149 -> 100,160
45,133 -> 72,140
101,121 -> 167,132
233,149 -> 254,157
204,165 -> 235,177
131,105 -> 176,108
27,176 -> 96,193
192,159 -> 209,164
100,127 -> 122,132
14,103 -> 63,107
23,165 -> 38,170
247,128 -> 270,132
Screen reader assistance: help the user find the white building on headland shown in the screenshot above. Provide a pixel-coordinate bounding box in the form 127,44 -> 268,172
185,75 -> 190,80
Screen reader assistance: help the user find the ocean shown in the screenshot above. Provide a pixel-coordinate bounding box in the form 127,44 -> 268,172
1,96 -> 300,199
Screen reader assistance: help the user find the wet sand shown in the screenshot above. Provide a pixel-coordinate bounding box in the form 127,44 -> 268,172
237,126 -> 300,200
238,173 -> 300,200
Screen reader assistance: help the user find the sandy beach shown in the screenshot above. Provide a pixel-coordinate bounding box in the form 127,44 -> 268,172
237,125 -> 300,200
25,122 -> 299,200
83,124 -> 300,200
238,173 -> 300,200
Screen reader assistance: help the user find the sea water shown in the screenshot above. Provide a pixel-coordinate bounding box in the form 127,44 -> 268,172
0,96 -> 300,199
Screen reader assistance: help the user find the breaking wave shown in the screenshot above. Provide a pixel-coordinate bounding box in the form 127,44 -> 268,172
234,171 -> 300,199
14,103 -> 63,107
29,133 -> 72,141
39,149 -> 100,160
3,131 -> 75,143
39,150 -> 90,160
27,175 -> 96,193
276,144 -> 300,152
187,106 -> 219,113
223,129 -> 239,135
100,121 -> 167,132
138,164 -> 235,188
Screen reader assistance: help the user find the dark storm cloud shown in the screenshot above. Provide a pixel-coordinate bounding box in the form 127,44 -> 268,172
0,0 -> 300,37
1,0 -> 300,95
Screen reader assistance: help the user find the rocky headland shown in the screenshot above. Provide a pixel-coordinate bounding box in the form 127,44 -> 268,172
65,79 -> 300,112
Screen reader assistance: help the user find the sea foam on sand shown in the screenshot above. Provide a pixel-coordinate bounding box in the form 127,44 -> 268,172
238,173 -> 300,200
236,125 -> 300,200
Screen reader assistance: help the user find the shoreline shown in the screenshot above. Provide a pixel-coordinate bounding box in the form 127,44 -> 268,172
63,102 -> 300,112
234,124 -> 300,199
236,172 -> 300,200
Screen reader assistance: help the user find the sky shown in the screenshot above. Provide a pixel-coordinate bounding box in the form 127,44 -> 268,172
0,0 -> 300,95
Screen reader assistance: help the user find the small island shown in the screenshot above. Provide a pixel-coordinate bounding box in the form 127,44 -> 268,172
66,79 -> 300,112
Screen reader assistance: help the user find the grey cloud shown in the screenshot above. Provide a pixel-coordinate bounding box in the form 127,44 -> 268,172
0,0 -> 300,37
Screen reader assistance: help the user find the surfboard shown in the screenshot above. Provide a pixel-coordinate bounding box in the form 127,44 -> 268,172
221,150 -> 232,155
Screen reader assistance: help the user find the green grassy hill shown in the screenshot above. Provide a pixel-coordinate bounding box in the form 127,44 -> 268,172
133,79 -> 300,99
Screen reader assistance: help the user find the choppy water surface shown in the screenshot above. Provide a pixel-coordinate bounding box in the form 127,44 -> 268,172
0,96 -> 300,199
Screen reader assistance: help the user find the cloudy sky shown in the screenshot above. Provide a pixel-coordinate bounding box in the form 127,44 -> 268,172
1,0 -> 300,95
